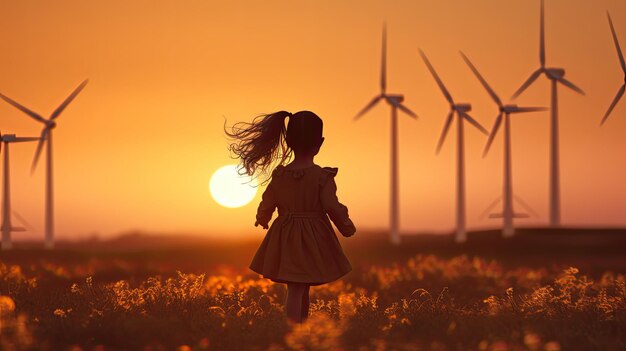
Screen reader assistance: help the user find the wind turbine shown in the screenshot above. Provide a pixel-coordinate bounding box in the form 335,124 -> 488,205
460,52 -> 547,237
354,24 -> 418,245
0,80 -> 88,249
511,0 -> 584,228
601,12 -> 626,125
1,133 -> 39,250
419,50 -> 488,243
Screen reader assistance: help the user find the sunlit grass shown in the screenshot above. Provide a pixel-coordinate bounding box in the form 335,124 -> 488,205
1,255 -> 625,350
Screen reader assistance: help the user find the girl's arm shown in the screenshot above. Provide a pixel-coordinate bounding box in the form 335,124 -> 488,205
255,183 -> 276,229
320,168 -> 356,237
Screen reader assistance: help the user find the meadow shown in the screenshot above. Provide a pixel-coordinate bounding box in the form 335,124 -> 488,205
1,229 -> 625,351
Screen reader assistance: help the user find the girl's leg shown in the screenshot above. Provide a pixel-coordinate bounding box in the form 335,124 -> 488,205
286,283 -> 306,323
300,284 -> 310,321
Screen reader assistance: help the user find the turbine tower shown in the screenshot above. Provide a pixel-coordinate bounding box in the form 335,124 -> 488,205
354,24 -> 418,245
0,80 -> 88,249
1,133 -> 39,250
511,0 -> 584,227
460,52 -> 547,237
601,12 -> 626,125
419,50 -> 488,243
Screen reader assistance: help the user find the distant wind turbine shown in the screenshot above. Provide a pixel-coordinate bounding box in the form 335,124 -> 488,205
419,50 -> 488,243
460,52 -> 547,237
0,80 -> 88,249
601,12 -> 626,125
511,0 -> 584,227
1,133 -> 40,250
354,24 -> 418,245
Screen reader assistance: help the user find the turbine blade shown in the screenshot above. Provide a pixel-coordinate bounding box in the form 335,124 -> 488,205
397,103 -> 418,119
539,0 -> 546,68
435,111 -> 455,154
381,23 -> 387,94
460,51 -> 502,106
483,112 -> 503,157
512,107 -> 548,113
419,49 -> 454,104
557,77 -> 585,95
608,12 -> 626,74
13,137 -> 40,143
601,84 -> 625,125
31,128 -> 49,173
50,79 -> 88,120
0,93 -> 46,123
354,95 -> 383,120
514,195 -> 539,218
462,112 -> 488,135
511,69 -> 542,99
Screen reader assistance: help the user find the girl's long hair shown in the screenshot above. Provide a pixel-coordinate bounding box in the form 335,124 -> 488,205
225,111 -> 292,183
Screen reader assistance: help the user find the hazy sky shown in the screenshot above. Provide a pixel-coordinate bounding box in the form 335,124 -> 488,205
1,0 -> 625,240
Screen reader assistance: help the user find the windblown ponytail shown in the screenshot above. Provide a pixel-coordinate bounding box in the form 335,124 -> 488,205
225,111 -> 293,183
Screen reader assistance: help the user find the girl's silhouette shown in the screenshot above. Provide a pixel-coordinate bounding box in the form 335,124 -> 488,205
226,110 -> 356,323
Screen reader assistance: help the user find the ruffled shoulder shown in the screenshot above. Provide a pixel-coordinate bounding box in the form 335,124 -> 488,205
272,164 -> 310,179
272,165 -> 286,177
319,166 -> 338,186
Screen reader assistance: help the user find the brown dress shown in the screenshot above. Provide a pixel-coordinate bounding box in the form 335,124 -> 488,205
249,164 -> 356,285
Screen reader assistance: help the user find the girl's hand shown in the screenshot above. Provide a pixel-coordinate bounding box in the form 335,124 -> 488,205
254,221 -> 269,230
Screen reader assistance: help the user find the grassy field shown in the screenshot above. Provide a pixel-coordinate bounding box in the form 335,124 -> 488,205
1,228 -> 625,350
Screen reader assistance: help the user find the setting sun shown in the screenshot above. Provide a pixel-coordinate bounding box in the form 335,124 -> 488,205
209,165 -> 258,208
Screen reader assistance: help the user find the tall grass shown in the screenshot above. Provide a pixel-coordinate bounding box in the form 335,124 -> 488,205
1,255 -> 624,350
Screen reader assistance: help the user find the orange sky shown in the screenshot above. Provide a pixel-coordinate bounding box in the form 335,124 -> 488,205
1,0 -> 625,240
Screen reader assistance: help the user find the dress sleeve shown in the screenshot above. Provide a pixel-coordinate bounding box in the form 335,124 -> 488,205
256,181 -> 277,228
320,167 -> 356,237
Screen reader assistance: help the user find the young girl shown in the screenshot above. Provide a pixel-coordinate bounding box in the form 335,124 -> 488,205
226,110 -> 356,324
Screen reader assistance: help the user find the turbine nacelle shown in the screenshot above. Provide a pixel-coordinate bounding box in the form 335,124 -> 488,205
1,134 -> 17,142
385,94 -> 404,105
545,68 -> 565,79
454,103 -> 471,112
502,105 -> 517,113
46,121 -> 57,129
0,134 -> 39,144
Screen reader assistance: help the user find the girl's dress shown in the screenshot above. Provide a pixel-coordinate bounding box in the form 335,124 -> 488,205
249,164 -> 356,285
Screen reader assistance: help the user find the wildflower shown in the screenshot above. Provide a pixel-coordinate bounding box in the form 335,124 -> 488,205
478,340 -> 489,350
491,341 -> 509,351
208,306 -> 226,318
0,296 -> 16,316
285,312 -> 342,351
338,293 -> 356,319
53,309 -> 67,318
544,341 -> 561,351
524,333 -> 541,350
258,294 -> 271,312
197,338 -> 210,350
